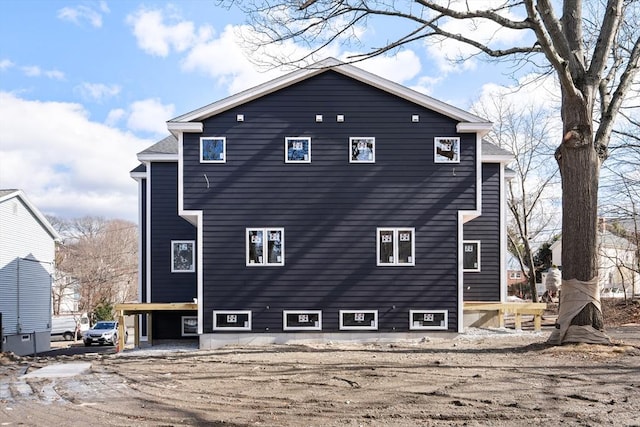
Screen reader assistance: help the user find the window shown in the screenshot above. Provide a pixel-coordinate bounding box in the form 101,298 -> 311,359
172,240 -> 195,272
213,311 -> 252,331
434,137 -> 460,163
285,137 -> 311,163
200,137 -> 226,163
409,310 -> 448,330
339,310 -> 378,330
283,310 -> 322,331
246,228 -> 284,266
349,137 -> 375,163
181,316 -> 198,336
463,241 -> 480,272
510,271 -> 522,279
377,228 -> 415,266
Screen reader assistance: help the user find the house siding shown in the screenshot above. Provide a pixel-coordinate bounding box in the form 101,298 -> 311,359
463,163 -> 501,301
149,163 -> 197,303
180,71 -> 479,333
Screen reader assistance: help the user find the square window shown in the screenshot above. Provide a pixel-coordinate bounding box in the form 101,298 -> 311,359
283,310 -> 322,331
200,137 -> 226,163
247,228 -> 284,266
377,228 -> 415,266
463,241 -> 480,272
285,137 -> 311,163
434,137 -> 460,163
181,316 -> 198,336
213,311 -> 252,331
172,240 -> 195,272
349,137 -> 375,163
409,310 -> 448,330
339,310 -> 378,330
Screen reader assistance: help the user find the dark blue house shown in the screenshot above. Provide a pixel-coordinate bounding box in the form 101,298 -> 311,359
131,58 -> 513,347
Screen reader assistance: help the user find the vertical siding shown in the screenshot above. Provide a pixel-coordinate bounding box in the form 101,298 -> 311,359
150,163 -> 197,303
182,71 -> 479,333
463,163 -> 501,301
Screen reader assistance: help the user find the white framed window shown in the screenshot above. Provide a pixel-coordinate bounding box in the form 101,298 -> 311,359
509,271 -> 522,279
434,137 -> 460,163
409,310 -> 448,330
181,316 -> 198,336
463,240 -> 481,272
285,137 -> 311,163
339,310 -> 378,330
283,310 -> 322,331
246,228 -> 284,266
349,137 -> 375,163
377,228 -> 415,266
213,311 -> 252,331
200,137 -> 226,163
171,240 -> 195,273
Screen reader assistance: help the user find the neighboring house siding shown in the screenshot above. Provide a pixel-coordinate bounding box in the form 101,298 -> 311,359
150,163 -> 197,303
463,163 -> 501,301
181,71 -> 478,332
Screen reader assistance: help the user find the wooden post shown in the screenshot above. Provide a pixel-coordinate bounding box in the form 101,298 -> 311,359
147,312 -> 153,345
117,312 -> 125,352
134,314 -> 139,348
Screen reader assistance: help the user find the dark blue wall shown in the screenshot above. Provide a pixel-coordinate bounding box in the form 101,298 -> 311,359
180,71 -> 480,333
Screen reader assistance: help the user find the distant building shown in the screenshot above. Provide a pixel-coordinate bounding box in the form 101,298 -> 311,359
0,190 -> 60,355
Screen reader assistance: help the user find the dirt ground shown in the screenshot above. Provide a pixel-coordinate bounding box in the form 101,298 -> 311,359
1,301 -> 639,427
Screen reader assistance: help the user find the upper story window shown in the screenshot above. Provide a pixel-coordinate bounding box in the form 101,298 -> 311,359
377,228 -> 415,266
434,137 -> 460,163
463,241 -> 481,272
200,137 -> 226,163
285,137 -> 311,163
349,137 -> 375,163
171,240 -> 195,273
246,228 -> 284,266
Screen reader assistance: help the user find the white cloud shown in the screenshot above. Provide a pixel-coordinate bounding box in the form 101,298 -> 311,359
127,98 -> 175,135
21,65 -> 65,80
75,82 -> 121,101
346,51 -> 422,85
105,108 -> 126,127
126,7 -> 213,57
0,59 -> 14,71
0,92 -> 151,221
57,3 -> 108,28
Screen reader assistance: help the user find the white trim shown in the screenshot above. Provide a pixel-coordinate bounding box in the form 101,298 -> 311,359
349,137 -> 375,163
137,153 -> 178,162
200,136 -> 226,163
434,137 -> 461,164
285,137 -> 311,163
171,240 -> 196,273
376,228 -> 415,266
145,162 -> 152,304
409,310 -> 448,330
339,310 -> 378,330
457,122 -> 493,136
168,121 -> 203,136
462,240 -> 481,272
500,165 -> 508,302
213,310 -> 252,331
181,316 -> 198,336
283,310 -> 322,331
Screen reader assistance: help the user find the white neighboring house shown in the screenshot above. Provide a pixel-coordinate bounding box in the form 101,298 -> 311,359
550,228 -> 639,298
0,189 -> 60,355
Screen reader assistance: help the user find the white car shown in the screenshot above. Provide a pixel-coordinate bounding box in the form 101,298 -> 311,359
83,321 -> 127,346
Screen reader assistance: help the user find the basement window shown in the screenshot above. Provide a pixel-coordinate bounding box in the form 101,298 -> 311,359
213,311 -> 252,331
283,310 -> 322,331
409,310 -> 448,330
181,316 -> 198,336
339,310 -> 378,330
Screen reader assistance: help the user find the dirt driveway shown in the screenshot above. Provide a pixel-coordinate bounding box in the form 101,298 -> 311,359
1,327 -> 639,426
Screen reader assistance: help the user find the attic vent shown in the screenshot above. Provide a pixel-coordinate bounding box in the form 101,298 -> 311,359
315,114 -> 323,122
336,114 -> 345,122
236,114 -> 244,122
411,115 -> 420,122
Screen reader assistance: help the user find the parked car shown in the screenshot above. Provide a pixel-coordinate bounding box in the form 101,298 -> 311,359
82,320 -> 127,346
51,314 -> 90,341
601,287 -> 626,298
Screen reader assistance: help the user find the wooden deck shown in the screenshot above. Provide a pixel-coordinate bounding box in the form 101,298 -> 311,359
464,302 -> 547,331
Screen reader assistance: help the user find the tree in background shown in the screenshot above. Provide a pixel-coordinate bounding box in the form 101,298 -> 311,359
229,0 -> 640,344
50,216 -> 137,321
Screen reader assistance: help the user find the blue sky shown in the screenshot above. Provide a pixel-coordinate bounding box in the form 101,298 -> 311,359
0,0 -> 535,222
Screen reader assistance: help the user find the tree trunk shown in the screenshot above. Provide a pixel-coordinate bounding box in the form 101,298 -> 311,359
550,88 -> 610,344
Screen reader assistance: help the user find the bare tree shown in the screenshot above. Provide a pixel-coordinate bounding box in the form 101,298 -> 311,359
472,91 -> 561,302
228,0 -> 640,344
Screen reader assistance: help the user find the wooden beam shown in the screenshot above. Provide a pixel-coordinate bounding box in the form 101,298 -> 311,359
114,302 -> 198,313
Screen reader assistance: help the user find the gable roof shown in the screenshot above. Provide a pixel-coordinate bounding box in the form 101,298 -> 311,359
0,189 -> 61,241
167,57 -> 492,137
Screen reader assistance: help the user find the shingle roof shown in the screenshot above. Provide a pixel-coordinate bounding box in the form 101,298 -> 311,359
137,135 -> 178,156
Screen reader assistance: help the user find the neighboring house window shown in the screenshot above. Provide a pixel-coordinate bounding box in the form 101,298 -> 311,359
246,228 -> 284,266
349,137 -> 375,163
377,228 -> 415,266
200,137 -> 226,163
434,137 -> 460,163
172,240 -> 195,272
285,137 -> 311,163
181,316 -> 198,336
510,271 -> 522,279
463,241 -> 480,272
